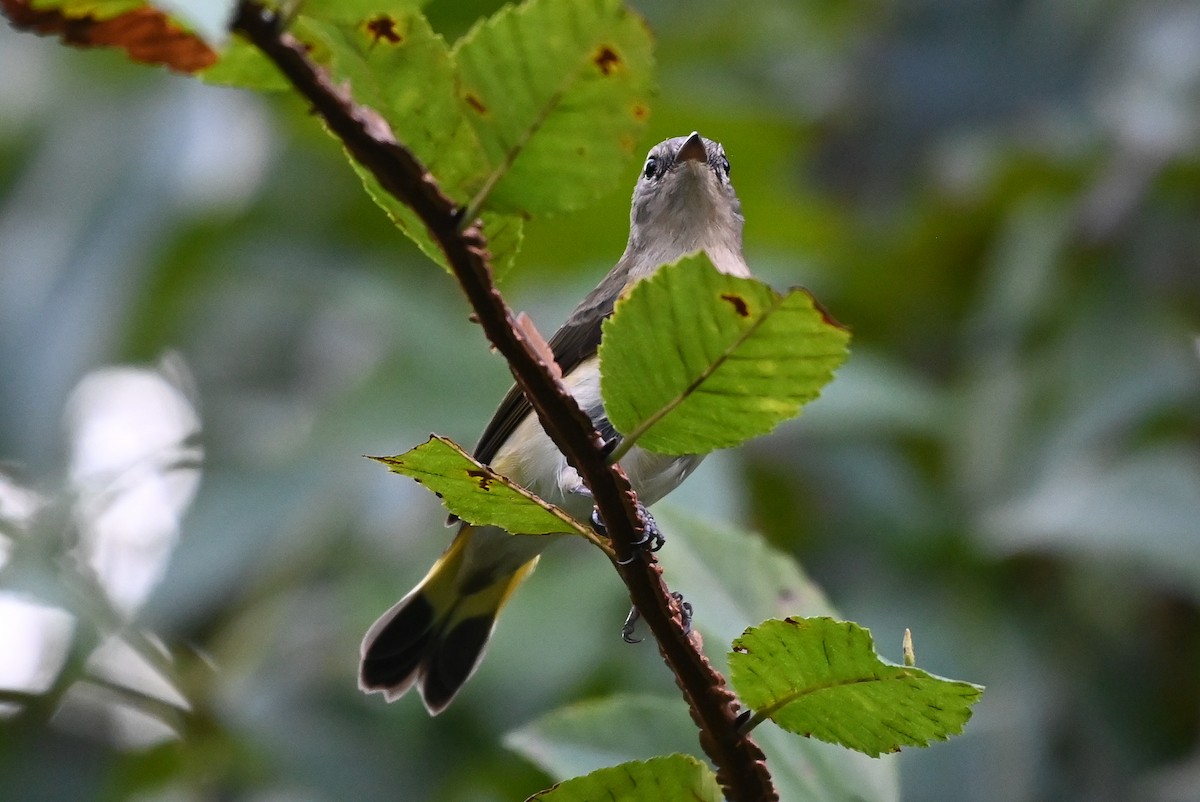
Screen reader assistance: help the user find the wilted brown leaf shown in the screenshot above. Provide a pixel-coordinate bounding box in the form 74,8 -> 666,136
1,0 -> 218,73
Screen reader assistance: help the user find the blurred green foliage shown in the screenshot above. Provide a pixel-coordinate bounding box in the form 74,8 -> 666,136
2,0 -> 1199,800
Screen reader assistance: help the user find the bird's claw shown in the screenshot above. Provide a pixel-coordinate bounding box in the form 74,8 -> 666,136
633,503 -> 666,552
591,500 -> 665,560
621,606 -> 642,643
620,592 -> 692,644
672,591 -> 693,634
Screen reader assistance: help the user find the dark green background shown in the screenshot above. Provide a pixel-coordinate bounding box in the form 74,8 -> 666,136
2,0 -> 1199,799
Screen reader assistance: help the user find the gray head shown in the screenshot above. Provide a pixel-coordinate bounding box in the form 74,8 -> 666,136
623,132 -> 747,278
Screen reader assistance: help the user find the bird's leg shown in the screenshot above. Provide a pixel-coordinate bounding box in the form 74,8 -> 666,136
621,591 -> 692,645
574,438 -> 666,556
585,432 -> 620,535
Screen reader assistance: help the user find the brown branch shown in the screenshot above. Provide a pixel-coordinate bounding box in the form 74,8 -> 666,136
230,4 -> 774,799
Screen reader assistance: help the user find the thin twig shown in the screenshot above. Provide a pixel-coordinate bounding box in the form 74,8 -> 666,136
230,4 -> 775,798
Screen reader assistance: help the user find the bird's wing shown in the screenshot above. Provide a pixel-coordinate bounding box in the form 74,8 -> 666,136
471,278 -> 621,466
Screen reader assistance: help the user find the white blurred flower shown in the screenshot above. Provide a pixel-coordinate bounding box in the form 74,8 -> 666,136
0,595 -> 75,718
65,355 -> 203,617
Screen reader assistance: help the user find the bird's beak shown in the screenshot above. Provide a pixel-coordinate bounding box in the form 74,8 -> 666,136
675,131 -> 707,165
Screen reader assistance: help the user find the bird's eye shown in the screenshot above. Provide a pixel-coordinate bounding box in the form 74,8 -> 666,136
643,156 -> 658,179
720,155 -> 731,176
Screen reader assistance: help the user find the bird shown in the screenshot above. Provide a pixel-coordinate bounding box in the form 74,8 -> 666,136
359,131 -> 750,714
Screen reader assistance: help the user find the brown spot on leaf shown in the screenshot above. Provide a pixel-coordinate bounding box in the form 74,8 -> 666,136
593,45 -> 620,75
2,0 -> 217,73
464,93 -> 488,115
365,14 -> 402,45
466,469 -> 494,491
632,103 -> 648,120
721,292 -> 750,317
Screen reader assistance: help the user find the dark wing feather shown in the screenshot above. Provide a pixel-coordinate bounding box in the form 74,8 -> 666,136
471,276 -> 622,465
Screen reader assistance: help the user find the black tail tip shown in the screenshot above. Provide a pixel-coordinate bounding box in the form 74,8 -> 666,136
417,615 -> 496,714
359,593 -> 436,701
359,601 -> 497,715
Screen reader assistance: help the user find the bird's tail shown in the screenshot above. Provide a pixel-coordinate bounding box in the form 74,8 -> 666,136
358,525 -> 538,714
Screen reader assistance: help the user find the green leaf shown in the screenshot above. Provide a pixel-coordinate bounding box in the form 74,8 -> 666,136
508,509 -> 900,802
349,162 -> 526,278
299,9 -> 526,274
510,692 -> 898,802
526,754 -> 722,802
206,0 -> 651,272
505,694 -> 704,782
653,507 -> 899,802
303,11 -> 487,198
730,617 -> 984,757
200,39 -> 289,90
453,0 -> 654,215
302,0 -> 431,22
600,255 -> 851,456
371,435 -> 588,536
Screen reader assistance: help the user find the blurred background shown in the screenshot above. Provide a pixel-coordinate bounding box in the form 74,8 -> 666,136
2,0 -> 1199,799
